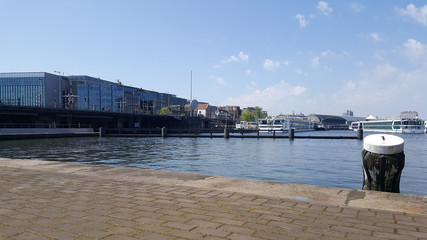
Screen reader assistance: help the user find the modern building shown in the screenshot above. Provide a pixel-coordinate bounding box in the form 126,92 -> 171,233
0,72 -> 187,115
0,72 -> 67,108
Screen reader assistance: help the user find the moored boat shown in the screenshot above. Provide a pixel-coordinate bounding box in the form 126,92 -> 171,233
350,119 -> 425,134
258,116 -> 314,133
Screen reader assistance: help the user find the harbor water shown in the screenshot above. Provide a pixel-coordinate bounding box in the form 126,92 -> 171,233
0,131 -> 426,196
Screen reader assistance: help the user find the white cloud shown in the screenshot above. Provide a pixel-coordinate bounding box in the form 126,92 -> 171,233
397,4 -> 427,25
370,32 -> 383,42
295,68 -> 303,75
295,14 -> 308,28
283,60 -> 291,66
227,80 -> 307,115
317,1 -> 333,16
216,77 -> 227,86
262,59 -> 281,71
216,51 -> 250,67
311,56 -> 320,68
403,39 -> 427,61
239,51 -> 249,61
333,64 -> 427,116
350,3 -> 365,13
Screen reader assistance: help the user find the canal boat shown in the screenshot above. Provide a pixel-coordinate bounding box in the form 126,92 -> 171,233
258,116 -> 314,133
350,119 -> 426,134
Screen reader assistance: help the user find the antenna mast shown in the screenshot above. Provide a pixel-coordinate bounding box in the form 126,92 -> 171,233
190,70 -> 193,100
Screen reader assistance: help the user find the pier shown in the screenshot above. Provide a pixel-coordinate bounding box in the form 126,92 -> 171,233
0,158 -> 425,240
102,128 -> 361,140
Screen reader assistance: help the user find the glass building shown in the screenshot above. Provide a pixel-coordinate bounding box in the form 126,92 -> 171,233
0,72 -> 65,108
0,72 -> 187,115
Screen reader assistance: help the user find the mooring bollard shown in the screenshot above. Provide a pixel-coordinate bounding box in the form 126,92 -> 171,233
361,134 -> 405,193
99,127 -> 105,137
224,128 -> 230,139
357,129 -> 363,140
161,127 -> 167,138
289,128 -> 295,140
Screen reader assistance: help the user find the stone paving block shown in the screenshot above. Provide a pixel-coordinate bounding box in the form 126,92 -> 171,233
217,225 -> 256,235
191,226 -> 231,238
134,223 -> 174,234
162,221 -> 195,231
164,229 -> 204,239
1,160 -> 426,240
134,232 -> 175,240
187,219 -> 221,229
227,233 -> 261,240
211,217 -> 245,226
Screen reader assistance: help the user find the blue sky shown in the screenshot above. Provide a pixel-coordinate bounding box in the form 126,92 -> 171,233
1,1 -> 426,118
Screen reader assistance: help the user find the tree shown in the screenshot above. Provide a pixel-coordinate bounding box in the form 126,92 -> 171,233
254,106 -> 266,120
240,108 -> 255,122
158,107 -> 172,116
240,106 -> 266,122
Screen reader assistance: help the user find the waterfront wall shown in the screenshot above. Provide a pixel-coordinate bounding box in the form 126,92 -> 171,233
0,128 -> 94,135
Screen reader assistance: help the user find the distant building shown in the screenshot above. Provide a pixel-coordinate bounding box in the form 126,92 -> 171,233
308,114 -> 348,130
343,110 -> 353,116
219,106 -> 241,120
197,103 -> 211,118
0,72 -> 187,115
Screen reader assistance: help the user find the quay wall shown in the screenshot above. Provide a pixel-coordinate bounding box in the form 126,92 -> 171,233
0,128 -> 94,135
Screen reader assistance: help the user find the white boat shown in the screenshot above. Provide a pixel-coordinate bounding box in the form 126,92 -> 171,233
258,116 -> 314,133
350,119 -> 425,134
235,121 -> 258,130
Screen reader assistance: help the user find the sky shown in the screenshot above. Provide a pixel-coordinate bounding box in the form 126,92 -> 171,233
1,0 -> 426,118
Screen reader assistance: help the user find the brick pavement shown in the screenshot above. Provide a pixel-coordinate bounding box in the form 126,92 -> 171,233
0,160 -> 426,240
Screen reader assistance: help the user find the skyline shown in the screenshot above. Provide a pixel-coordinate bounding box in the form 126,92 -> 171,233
1,1 -> 426,118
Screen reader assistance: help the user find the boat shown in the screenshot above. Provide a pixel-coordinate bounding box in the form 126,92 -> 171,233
350,119 -> 426,134
258,116 -> 314,133
235,121 -> 258,130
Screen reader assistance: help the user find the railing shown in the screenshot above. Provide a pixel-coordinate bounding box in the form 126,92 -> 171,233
0,123 -> 91,128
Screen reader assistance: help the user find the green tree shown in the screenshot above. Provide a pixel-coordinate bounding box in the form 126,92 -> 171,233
240,108 -> 255,122
158,107 -> 172,116
240,106 -> 266,122
254,106 -> 266,120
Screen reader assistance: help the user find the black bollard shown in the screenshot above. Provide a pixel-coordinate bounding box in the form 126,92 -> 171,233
357,129 -> 363,140
161,127 -> 167,138
361,134 -> 405,193
289,128 -> 295,140
224,128 -> 230,139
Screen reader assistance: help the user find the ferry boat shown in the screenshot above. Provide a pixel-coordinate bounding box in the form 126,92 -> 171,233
350,119 -> 425,134
258,116 -> 314,133
235,121 -> 258,130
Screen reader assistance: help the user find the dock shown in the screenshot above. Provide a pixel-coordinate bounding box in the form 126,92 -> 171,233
1,158 -> 425,240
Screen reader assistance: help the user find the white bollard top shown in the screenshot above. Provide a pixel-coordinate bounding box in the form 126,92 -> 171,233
363,134 -> 404,155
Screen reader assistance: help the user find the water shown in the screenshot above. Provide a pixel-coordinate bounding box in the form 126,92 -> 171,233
0,131 -> 426,196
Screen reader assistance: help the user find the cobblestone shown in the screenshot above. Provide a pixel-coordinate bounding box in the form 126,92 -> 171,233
0,159 -> 426,240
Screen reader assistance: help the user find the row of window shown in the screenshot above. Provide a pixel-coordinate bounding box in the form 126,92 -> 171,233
0,85 -> 45,106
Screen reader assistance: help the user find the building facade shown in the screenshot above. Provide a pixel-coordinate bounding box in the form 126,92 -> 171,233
0,72 -> 187,115
0,72 -> 67,108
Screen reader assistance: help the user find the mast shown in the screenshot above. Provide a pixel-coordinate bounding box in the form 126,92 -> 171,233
190,70 -> 193,100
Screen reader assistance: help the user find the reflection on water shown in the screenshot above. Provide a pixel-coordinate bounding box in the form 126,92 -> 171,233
0,131 -> 425,195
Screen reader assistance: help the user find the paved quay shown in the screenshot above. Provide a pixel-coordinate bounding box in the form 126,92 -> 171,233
0,158 -> 426,240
